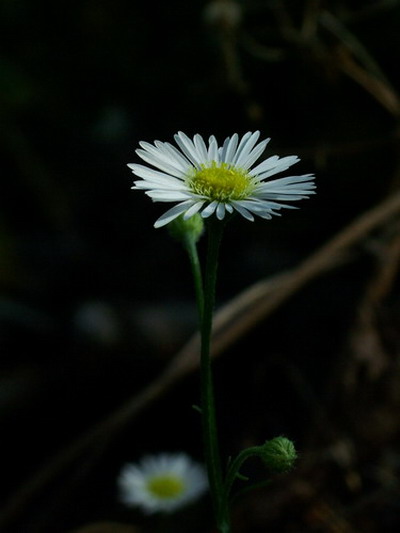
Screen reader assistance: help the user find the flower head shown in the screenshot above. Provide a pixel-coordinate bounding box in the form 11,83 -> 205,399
118,453 -> 208,514
259,436 -> 297,473
129,131 -> 315,228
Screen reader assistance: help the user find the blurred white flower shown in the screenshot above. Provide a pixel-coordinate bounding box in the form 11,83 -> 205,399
73,301 -> 120,346
129,131 -> 315,228
118,453 -> 208,514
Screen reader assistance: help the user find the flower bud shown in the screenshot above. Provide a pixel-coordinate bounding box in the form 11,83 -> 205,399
259,436 -> 297,474
168,214 -> 204,244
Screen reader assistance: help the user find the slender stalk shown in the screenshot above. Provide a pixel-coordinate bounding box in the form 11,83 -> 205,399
184,217 -> 230,531
200,218 -> 229,532
183,235 -> 204,322
224,446 -> 262,502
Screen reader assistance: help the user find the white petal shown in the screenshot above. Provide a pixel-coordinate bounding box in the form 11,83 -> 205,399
262,174 -> 316,188
207,137 -> 219,162
218,136 -> 231,162
234,131 -> 260,167
251,155 -> 300,179
132,177 -> 187,190
201,200 -> 218,218
249,155 -> 279,175
133,180 -> 187,191
183,201 -> 206,219
256,191 -> 312,201
128,163 -> 183,182
136,149 -> 186,178
154,201 -> 194,228
263,174 -> 315,189
194,134 -> 208,161
208,134 -> 217,146
243,205 -> 275,219
174,132 -> 205,167
216,202 -> 225,220
223,133 -> 239,164
239,138 -> 270,170
154,141 -> 192,171
129,166 -> 187,190
256,175 -> 316,199
145,190 -> 193,202
231,201 -> 255,221
231,131 -> 254,165
242,199 -> 300,221
139,141 -> 187,172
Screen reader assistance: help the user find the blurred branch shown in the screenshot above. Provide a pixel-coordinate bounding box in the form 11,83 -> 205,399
234,3 -> 400,117
320,11 -> 391,85
240,33 -> 286,62
320,10 -> 400,116
301,0 -> 321,41
2,191 -> 400,528
345,220 -> 400,384
339,0 -> 400,23
205,0 -> 247,93
335,46 -> 400,116
213,192 -> 400,352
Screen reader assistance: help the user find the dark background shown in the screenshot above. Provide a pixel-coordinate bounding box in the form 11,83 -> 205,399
1,1 -> 400,531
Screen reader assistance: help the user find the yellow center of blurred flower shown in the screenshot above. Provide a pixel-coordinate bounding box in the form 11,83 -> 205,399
187,162 -> 254,202
147,475 -> 185,499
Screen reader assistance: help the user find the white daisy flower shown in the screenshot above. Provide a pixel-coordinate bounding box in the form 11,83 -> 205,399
128,131 -> 316,228
118,453 -> 208,514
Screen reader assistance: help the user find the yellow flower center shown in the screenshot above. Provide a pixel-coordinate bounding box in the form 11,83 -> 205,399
187,162 -> 254,202
147,474 -> 185,499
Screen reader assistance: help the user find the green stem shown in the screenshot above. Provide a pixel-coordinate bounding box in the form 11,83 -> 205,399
200,218 -> 229,532
224,446 -> 262,502
183,235 -> 204,322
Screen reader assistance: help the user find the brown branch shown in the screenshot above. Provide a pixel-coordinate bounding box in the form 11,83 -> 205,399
345,220 -> 400,384
2,192 -> 400,528
337,47 -> 400,116
213,192 -> 400,352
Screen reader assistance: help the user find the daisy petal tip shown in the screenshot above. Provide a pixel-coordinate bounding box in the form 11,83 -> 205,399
154,219 -> 168,229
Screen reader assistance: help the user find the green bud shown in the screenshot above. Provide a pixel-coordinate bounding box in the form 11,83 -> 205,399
259,436 -> 297,474
168,214 -> 204,244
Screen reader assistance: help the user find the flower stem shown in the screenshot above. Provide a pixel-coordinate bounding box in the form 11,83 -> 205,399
200,218 -> 229,532
224,446 -> 262,502
183,234 -> 204,322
